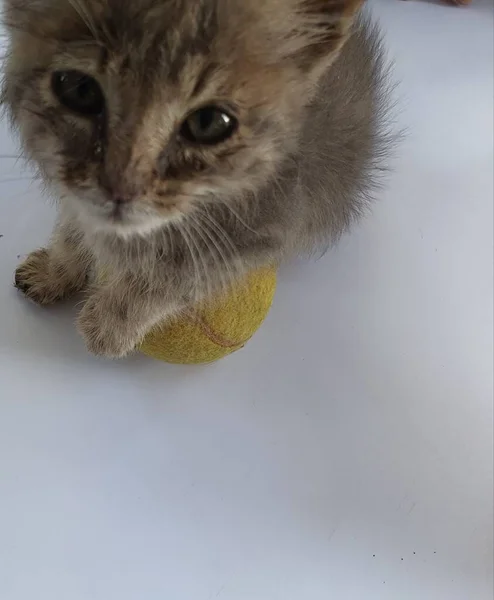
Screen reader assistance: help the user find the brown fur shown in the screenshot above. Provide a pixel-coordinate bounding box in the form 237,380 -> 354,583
2,0 -> 393,358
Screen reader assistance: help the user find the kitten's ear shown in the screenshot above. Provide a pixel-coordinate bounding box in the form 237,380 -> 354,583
288,0 -> 365,73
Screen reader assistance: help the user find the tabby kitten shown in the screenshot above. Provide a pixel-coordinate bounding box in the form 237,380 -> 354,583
2,0 -> 391,358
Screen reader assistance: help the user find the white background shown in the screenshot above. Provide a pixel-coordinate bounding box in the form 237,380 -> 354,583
0,1 -> 492,599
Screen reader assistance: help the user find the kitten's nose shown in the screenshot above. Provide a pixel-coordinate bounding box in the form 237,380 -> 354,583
113,194 -> 130,206
109,185 -> 136,205
100,171 -> 138,205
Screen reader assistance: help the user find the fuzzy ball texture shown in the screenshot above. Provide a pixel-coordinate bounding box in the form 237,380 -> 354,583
139,268 -> 277,364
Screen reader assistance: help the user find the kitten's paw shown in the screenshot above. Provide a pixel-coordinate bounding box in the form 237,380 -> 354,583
15,249 -> 74,305
77,295 -> 140,359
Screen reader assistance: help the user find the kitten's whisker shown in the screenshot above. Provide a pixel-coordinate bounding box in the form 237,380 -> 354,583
192,213 -> 238,294
183,219 -> 213,303
66,0 -> 100,42
155,239 -> 167,264
199,209 -> 241,265
219,200 -> 260,237
187,213 -> 232,298
185,217 -> 216,301
269,172 -> 286,202
194,211 -> 234,262
167,222 -> 176,259
177,223 -> 201,304
197,222 -> 239,295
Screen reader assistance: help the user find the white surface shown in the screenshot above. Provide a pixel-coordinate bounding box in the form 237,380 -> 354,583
0,1 -> 492,599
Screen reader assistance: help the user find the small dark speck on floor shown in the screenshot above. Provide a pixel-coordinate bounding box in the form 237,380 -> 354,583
0,234 -> 3,238
413,552 -> 416,555
372,555 -> 376,558
434,551 -> 437,554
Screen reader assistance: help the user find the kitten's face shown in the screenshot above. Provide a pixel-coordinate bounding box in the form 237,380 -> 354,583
3,0 -> 362,236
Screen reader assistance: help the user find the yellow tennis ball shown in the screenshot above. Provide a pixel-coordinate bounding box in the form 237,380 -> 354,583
139,267 -> 277,364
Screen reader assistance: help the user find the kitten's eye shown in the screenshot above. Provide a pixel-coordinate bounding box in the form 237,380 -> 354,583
51,70 -> 104,116
180,106 -> 237,145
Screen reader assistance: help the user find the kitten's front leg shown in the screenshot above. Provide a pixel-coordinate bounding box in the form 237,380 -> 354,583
77,281 -> 177,359
15,221 -> 91,305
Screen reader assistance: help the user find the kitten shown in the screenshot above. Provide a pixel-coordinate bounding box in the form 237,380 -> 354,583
2,0 -> 392,358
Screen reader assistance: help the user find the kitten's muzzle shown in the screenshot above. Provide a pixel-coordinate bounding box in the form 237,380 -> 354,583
99,169 -> 142,205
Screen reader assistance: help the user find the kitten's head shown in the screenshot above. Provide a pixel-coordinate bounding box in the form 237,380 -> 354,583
3,0 -> 362,236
